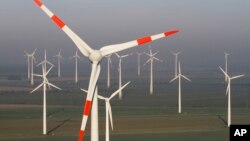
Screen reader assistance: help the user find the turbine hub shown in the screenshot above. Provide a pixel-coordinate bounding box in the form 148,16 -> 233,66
89,50 -> 103,62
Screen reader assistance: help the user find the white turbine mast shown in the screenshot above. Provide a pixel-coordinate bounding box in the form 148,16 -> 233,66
34,0 -> 179,140
224,52 -> 230,82
172,51 -> 181,78
70,49 -> 81,83
115,53 -> 132,100
219,67 -> 244,127
31,51 -> 61,135
136,51 -> 143,76
105,54 -> 112,88
170,62 -> 191,113
144,45 -> 162,95
54,49 -> 63,77
24,48 -> 37,85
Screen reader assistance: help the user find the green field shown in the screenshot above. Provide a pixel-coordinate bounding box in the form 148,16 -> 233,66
1,105 -> 250,141
0,74 -> 250,141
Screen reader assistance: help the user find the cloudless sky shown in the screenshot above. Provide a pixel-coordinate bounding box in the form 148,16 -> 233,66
0,0 -> 250,72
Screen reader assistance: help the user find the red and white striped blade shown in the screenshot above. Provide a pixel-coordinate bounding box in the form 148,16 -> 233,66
33,0 -> 93,57
100,30 -> 179,56
78,64 -> 100,141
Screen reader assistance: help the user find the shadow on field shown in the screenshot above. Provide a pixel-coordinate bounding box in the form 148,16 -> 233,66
47,118 -> 71,134
217,115 -> 227,126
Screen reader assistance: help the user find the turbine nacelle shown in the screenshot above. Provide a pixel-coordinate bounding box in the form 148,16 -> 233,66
89,50 -> 103,63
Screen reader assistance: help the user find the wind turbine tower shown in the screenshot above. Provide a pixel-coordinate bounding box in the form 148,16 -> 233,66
115,53 -> 132,99
70,49 -> 81,83
144,45 -> 162,95
54,49 -> 63,77
219,67 -> 244,127
136,51 -> 143,76
170,62 -> 191,113
224,52 -> 230,82
24,49 -> 37,85
31,52 -> 61,135
105,54 -> 112,88
172,52 -> 180,77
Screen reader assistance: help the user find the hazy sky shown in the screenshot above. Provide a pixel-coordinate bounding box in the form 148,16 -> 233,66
1,0 -> 250,71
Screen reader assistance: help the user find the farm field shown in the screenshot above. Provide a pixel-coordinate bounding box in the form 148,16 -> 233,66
2,105 -> 247,141
0,72 -> 250,141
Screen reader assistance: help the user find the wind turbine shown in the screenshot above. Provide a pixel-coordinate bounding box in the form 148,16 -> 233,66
70,49 -> 81,83
105,54 -> 112,88
81,82 -> 130,141
24,49 -> 37,85
170,62 -> 191,113
144,46 -> 162,95
34,0 -> 179,140
54,49 -> 63,77
31,52 -> 61,135
224,52 -> 230,82
37,49 -> 53,73
219,67 -> 244,127
136,51 -> 143,76
115,53 -> 132,100
172,51 -> 180,77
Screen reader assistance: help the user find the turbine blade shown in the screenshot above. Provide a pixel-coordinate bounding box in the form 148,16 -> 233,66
152,52 -> 159,56
170,76 -> 178,83
47,82 -> 61,90
31,83 -> 44,93
37,61 -> 44,66
231,74 -> 244,79
80,88 -> 88,94
108,103 -> 114,130
46,60 -> 54,67
46,66 -> 54,75
33,0 -> 93,57
226,83 -> 230,95
32,48 -> 37,55
153,57 -> 162,62
143,59 -> 151,66
144,52 -> 150,57
181,75 -> 191,82
97,95 -> 106,100
109,81 -> 131,100
219,66 -> 229,78
100,30 -> 179,56
33,74 -> 43,77
79,64 -> 101,140
115,53 -> 120,58
121,53 -> 131,58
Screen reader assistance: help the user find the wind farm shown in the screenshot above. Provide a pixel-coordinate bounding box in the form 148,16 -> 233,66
1,0 -> 250,141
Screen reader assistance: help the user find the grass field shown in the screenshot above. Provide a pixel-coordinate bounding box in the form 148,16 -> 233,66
0,73 -> 250,141
1,105 -> 250,141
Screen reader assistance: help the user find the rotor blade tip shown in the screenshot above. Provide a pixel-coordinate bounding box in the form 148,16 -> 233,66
34,0 -> 43,7
164,30 -> 179,37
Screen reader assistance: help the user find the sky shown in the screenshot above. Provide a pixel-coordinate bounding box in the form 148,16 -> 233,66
0,0 -> 250,72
